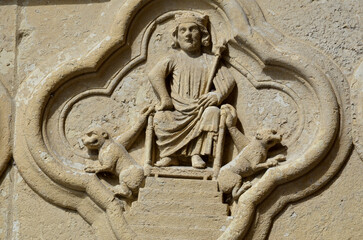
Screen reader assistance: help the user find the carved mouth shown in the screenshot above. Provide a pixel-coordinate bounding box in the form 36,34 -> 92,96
84,139 -> 98,148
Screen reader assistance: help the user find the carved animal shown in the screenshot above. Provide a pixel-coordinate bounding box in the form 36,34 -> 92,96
217,129 -> 285,200
83,126 -> 144,198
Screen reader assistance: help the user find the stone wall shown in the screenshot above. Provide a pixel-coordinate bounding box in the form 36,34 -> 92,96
0,1 -> 362,239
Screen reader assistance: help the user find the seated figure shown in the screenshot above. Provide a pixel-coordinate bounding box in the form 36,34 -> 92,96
148,12 -> 235,168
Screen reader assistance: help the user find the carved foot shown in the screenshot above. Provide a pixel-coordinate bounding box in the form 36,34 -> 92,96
154,157 -> 179,167
191,155 -> 206,169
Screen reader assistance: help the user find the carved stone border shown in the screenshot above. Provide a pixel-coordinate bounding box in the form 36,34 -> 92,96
351,61 -> 363,162
14,0 -> 352,239
0,82 -> 12,178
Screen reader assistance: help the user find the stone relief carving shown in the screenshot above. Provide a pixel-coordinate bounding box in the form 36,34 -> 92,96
218,104 -> 286,202
351,61 -> 363,161
148,12 -> 234,170
13,0 -> 352,239
0,81 -> 12,178
82,105 -> 153,198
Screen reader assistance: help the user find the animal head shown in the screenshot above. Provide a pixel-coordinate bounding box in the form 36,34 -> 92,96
82,126 -> 109,150
255,129 -> 282,148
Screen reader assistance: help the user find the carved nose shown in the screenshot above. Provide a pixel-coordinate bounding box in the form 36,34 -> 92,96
271,129 -> 277,134
185,30 -> 192,37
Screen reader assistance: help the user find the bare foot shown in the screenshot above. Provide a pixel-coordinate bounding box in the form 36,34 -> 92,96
191,155 -> 206,169
156,98 -> 173,111
154,157 -> 179,167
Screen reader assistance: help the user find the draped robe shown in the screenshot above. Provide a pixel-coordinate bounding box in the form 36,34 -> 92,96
149,51 -> 235,158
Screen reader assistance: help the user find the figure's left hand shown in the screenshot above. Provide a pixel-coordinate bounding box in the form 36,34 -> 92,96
141,105 -> 155,117
198,92 -> 220,108
138,105 -> 155,125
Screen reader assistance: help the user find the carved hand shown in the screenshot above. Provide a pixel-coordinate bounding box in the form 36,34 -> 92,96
198,92 -> 220,108
140,105 -> 155,122
221,104 -> 237,128
156,97 -> 173,111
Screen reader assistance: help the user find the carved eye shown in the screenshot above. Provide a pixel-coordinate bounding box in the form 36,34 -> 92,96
191,27 -> 199,32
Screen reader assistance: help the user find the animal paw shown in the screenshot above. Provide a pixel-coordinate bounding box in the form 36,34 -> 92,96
221,104 -> 237,128
273,154 -> 286,162
84,166 -> 98,173
242,181 -> 252,190
113,185 -> 132,199
267,159 -> 278,167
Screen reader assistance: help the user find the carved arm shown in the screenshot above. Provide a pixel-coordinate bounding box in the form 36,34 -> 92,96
227,126 -> 249,152
116,106 -> 154,150
221,104 -> 249,152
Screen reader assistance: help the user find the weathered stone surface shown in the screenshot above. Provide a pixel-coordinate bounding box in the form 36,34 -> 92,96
0,0 -> 361,239
0,3 -> 15,239
269,150 -> 363,240
10,167 -> 95,240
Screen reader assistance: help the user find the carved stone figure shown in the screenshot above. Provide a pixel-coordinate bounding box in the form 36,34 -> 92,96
148,12 -> 235,168
83,106 -> 154,198
13,1 -> 354,239
218,105 -> 286,200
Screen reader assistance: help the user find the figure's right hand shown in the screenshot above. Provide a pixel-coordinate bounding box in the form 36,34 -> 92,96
156,98 -> 173,111
221,104 -> 237,128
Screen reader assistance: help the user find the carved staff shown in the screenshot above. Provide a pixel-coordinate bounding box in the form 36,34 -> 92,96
205,40 -> 228,93
213,112 -> 226,179
206,40 -> 228,179
144,114 -> 154,176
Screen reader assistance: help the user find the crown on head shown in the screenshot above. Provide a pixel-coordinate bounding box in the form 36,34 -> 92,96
175,12 -> 209,28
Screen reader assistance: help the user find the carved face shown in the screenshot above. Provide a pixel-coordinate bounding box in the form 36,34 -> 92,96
82,127 -> 108,150
177,22 -> 202,54
255,129 -> 282,148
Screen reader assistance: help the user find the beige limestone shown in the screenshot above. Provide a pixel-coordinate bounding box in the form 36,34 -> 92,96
269,150 -> 363,240
0,0 -> 362,240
